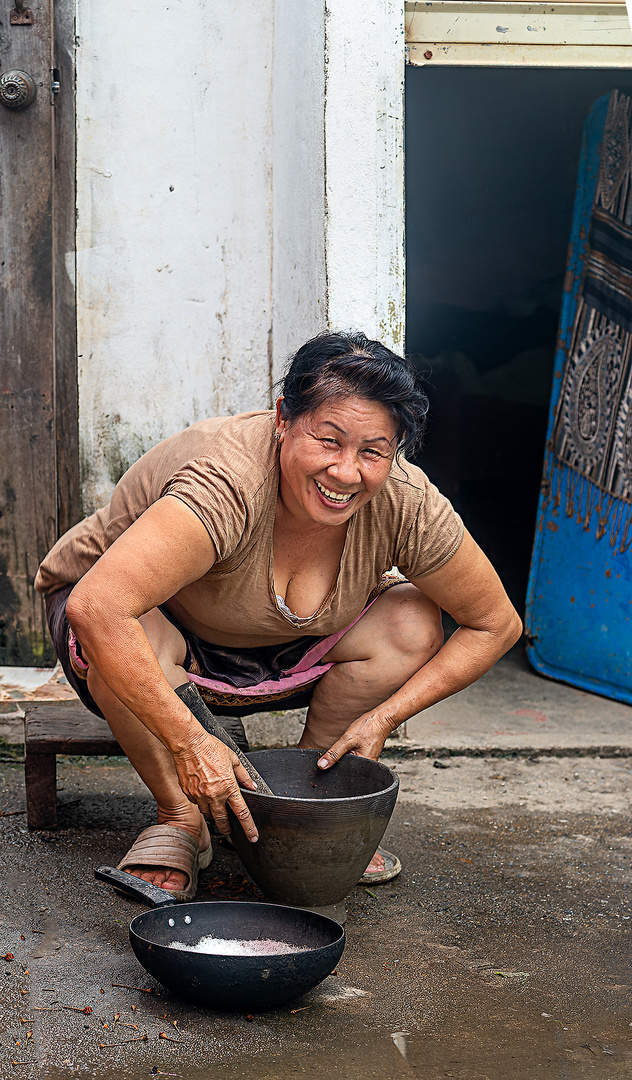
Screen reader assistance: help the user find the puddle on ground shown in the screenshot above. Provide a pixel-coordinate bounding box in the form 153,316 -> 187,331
34,1019 -> 632,1079
186,1029 -> 631,1080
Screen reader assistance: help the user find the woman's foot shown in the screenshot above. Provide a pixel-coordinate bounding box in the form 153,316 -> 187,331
364,850 -> 386,875
125,808 -> 211,894
358,846 -> 402,885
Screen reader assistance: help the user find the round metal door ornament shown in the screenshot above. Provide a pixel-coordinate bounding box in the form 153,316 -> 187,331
0,70 -> 37,110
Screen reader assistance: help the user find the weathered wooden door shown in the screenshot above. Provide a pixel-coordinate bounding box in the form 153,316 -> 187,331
0,0 -> 78,665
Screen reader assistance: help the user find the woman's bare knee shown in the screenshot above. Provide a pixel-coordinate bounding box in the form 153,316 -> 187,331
324,584 -> 443,673
138,608 -> 187,670
381,585 -> 443,663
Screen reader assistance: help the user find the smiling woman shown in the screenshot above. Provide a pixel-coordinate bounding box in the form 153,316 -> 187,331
277,399 -> 396,521
34,331 -> 521,897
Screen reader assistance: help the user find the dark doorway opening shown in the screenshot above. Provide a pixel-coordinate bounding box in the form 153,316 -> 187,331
406,66 -> 632,614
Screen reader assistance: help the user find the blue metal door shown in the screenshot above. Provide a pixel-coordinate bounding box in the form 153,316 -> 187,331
526,90 -> 632,703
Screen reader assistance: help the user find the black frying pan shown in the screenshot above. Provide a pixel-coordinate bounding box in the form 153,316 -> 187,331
94,866 -> 345,1010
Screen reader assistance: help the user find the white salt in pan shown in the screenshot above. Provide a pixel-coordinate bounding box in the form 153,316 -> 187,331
169,935 -> 310,956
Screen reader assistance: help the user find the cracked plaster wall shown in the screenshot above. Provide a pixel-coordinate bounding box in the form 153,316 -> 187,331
74,0 -> 405,514
75,0 -> 275,512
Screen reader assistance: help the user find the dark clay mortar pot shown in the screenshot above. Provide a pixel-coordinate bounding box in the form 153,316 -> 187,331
228,749 -> 399,908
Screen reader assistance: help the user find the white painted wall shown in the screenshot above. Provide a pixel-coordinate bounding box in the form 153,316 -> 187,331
270,0 -> 406,365
74,0 -> 405,513
270,0 -> 327,380
75,0 -> 275,512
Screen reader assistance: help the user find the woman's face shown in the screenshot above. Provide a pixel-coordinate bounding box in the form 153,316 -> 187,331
276,395 -> 398,526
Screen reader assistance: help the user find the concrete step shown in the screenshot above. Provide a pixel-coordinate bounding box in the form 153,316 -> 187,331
399,647 -> 632,758
3,648 -> 631,757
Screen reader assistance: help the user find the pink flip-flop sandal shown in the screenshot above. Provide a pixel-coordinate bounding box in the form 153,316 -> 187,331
117,824 -> 213,902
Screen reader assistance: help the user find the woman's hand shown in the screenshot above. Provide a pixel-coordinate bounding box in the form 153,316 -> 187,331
65,498 -> 264,841
317,531 -> 521,772
316,710 -> 394,768
171,729 -> 259,842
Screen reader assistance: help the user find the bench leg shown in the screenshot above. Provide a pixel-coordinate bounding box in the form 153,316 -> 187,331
24,750 -> 57,830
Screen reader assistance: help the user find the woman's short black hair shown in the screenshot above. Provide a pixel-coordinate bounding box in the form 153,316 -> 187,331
279,331 -> 428,457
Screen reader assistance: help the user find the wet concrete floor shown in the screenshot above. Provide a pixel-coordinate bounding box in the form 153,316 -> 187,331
0,750 -> 630,1078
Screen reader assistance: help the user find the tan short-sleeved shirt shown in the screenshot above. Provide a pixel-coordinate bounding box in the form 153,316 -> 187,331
35,411 -> 464,647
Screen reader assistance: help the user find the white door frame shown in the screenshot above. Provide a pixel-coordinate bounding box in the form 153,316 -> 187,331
271,0 -> 406,370
274,0 -> 632,378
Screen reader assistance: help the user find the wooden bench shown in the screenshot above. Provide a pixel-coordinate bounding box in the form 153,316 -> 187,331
24,701 -> 122,829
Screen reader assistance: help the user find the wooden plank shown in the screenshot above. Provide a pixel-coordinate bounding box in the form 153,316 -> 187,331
25,701 -> 122,755
0,0 -> 57,664
406,3 -> 632,45
407,41 -> 632,63
53,0 -> 80,538
24,747 -> 57,828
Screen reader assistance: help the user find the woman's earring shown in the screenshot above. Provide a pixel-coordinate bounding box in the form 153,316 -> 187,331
274,430 -> 281,443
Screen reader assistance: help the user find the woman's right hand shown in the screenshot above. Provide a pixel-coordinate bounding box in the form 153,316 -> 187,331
171,730 -> 259,842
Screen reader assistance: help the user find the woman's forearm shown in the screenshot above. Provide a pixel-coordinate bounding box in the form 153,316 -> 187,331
373,533 -> 524,735
316,613 -> 522,769
372,616 -> 522,734
64,495 -> 219,754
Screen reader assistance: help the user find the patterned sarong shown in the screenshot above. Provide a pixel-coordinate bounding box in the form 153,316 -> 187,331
46,574 -> 404,719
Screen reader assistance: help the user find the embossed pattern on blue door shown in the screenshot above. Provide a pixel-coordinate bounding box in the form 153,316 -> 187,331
526,90 -> 632,703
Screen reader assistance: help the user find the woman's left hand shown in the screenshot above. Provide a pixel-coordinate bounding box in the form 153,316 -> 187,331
316,710 -> 393,768
317,530 -> 522,771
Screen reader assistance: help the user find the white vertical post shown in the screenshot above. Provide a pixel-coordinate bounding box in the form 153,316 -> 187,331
271,0 -> 328,382
270,0 -> 406,369
324,0 -> 406,352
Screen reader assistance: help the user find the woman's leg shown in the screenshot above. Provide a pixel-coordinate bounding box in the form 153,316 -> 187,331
86,608 -> 209,894
300,583 -> 443,747
299,583 -> 443,874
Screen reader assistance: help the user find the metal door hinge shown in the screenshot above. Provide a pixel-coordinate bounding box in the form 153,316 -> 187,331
50,68 -> 60,104
10,0 -> 33,25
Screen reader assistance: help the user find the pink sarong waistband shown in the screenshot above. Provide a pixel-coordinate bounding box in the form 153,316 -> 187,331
67,574 -> 405,705
68,592 -> 378,700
